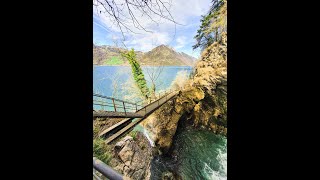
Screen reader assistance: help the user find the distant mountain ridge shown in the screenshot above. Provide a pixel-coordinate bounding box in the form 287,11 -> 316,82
93,44 -> 196,66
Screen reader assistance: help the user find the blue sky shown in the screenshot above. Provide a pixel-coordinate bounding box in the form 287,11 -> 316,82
93,0 -> 211,59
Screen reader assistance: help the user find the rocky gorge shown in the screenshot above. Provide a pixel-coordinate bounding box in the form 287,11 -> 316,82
93,32 -> 227,179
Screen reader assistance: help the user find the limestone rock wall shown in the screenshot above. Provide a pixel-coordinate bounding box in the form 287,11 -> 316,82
142,33 -> 227,154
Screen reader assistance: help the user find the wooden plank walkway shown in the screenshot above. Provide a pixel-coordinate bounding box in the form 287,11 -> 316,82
104,91 -> 178,144
99,118 -> 133,137
105,118 -> 143,144
135,91 -> 177,116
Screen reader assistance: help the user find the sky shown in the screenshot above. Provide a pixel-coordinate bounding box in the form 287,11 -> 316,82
93,0 -> 211,59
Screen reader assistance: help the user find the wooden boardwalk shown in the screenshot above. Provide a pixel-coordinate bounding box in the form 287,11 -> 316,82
98,118 -> 133,137
105,118 -> 143,144
99,91 -> 178,144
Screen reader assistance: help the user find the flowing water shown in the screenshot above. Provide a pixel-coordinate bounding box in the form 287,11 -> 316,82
149,124 -> 227,180
133,124 -> 156,147
93,66 -> 227,179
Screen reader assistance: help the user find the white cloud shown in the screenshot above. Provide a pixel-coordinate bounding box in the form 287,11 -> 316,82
170,0 -> 212,24
126,32 -> 171,51
93,0 -> 211,52
174,36 -> 187,49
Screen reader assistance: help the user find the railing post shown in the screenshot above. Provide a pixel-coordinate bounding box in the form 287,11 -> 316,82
135,103 -> 137,112
123,102 -> 126,115
112,98 -> 117,112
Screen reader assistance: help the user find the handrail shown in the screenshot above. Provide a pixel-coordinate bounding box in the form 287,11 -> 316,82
134,90 -> 175,114
93,157 -> 123,180
93,93 -> 139,106
93,99 -> 143,106
93,102 -> 144,109
93,89 -> 176,115
93,102 -> 143,109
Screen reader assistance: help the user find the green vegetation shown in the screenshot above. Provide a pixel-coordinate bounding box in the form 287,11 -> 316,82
193,0 -> 226,50
104,56 -> 124,65
129,130 -> 138,141
121,49 -> 149,99
93,125 -> 99,138
93,138 -> 112,165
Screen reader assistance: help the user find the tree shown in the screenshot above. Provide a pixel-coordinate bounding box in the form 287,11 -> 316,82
145,65 -> 164,99
193,0 -> 226,50
121,49 -> 149,99
93,0 -> 181,40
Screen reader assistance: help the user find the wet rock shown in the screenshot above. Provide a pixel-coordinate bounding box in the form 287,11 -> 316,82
162,171 -> 174,180
113,134 -> 152,179
115,140 -> 125,150
118,144 -> 134,166
113,163 -> 124,173
115,136 -> 133,151
123,136 -> 133,142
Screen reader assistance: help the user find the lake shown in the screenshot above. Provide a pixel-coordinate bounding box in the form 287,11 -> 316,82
93,65 -> 192,105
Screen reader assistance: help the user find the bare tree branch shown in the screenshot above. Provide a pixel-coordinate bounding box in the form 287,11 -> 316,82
93,0 -> 183,41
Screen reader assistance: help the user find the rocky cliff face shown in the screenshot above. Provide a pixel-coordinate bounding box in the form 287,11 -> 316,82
142,32 -> 227,153
191,32 -> 227,130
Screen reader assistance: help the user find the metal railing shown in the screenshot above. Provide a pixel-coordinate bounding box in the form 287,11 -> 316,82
93,89 -> 176,116
93,157 -> 123,180
140,90 -> 174,115
93,93 -> 144,114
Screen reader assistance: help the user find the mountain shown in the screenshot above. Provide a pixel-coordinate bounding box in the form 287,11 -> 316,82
140,45 -> 195,66
93,44 -> 196,66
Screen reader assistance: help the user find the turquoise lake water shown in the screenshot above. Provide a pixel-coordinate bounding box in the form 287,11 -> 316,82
93,65 -> 192,96
93,65 -> 192,111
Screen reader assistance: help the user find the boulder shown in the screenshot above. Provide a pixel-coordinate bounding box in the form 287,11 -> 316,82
113,133 -> 152,179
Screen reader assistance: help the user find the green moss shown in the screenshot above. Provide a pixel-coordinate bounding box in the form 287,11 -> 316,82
93,138 -> 112,165
93,125 -> 99,138
128,130 -> 138,141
